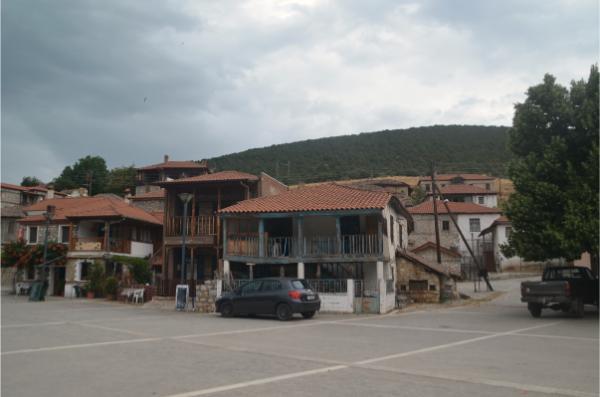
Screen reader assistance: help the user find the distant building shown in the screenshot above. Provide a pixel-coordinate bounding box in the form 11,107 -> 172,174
135,155 -> 209,195
427,184 -> 498,208
418,173 -> 496,194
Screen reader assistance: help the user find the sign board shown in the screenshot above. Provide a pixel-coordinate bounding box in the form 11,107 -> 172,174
175,284 -> 188,310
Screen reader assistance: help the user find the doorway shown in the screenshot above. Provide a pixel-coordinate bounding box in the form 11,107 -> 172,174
53,266 -> 66,296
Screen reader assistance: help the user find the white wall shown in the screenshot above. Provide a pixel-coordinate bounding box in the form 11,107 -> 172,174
457,213 -> 500,253
130,241 -> 153,257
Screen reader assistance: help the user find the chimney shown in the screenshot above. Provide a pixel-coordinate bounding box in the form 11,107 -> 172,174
124,188 -> 132,204
79,187 -> 88,197
164,154 -> 169,163
46,184 -> 55,199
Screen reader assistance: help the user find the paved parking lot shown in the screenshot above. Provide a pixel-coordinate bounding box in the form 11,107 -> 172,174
2,279 -> 598,397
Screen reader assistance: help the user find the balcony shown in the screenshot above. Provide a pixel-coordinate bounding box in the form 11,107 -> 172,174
70,237 -> 131,254
226,233 -> 382,261
165,215 -> 217,246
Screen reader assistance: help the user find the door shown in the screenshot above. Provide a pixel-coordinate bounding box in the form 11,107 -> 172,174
257,279 -> 283,314
233,280 -> 263,314
53,266 -> 66,296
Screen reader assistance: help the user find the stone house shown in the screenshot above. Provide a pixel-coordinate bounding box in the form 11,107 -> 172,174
18,195 -> 162,297
417,173 -> 496,194
135,155 -> 209,195
396,249 -> 459,303
410,241 -> 461,276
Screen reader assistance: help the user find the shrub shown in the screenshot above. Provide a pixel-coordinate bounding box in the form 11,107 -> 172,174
104,276 -> 119,298
112,255 -> 151,284
88,262 -> 106,297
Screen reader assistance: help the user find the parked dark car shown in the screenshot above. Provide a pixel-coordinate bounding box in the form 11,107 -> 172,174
216,278 -> 321,321
521,266 -> 599,318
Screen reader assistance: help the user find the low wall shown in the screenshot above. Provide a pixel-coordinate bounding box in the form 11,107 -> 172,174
1,267 -> 17,295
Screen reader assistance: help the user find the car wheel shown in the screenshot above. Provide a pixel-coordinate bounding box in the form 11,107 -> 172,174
220,302 -> 234,318
573,299 -> 585,318
276,303 -> 293,321
301,311 -> 316,319
528,303 -> 542,318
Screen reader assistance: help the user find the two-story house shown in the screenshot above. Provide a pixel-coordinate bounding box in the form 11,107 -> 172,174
18,195 -> 162,297
219,183 -> 413,313
154,171 -> 287,296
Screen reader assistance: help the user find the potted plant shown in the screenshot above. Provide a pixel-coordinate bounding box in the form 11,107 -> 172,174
104,276 -> 118,300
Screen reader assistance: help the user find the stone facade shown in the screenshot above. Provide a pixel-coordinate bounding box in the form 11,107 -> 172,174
131,199 -> 164,213
1,189 -> 21,208
412,246 -> 461,276
396,256 -> 442,303
259,173 -> 288,197
408,214 -> 461,252
23,224 -> 61,244
195,280 -> 219,312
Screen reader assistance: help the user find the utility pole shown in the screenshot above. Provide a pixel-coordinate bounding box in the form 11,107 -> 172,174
433,184 -> 494,292
86,171 -> 93,196
431,161 -> 442,265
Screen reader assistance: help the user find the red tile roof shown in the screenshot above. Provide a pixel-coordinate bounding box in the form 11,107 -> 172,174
419,173 -> 495,182
397,249 -> 461,277
220,183 -> 393,214
130,189 -> 165,200
160,170 -> 259,185
19,196 -> 161,225
408,200 -> 501,215
0,183 -> 67,196
411,241 -> 462,258
434,184 -> 496,195
137,160 -> 208,171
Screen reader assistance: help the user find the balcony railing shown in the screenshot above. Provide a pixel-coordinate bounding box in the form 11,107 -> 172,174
70,237 -> 131,254
226,233 -> 382,258
166,216 -> 216,237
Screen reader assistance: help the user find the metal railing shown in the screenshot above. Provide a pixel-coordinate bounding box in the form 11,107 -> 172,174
166,216 -> 216,237
305,279 -> 348,294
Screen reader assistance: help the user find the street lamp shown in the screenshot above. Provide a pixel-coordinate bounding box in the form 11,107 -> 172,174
178,193 -> 193,284
40,204 -> 56,299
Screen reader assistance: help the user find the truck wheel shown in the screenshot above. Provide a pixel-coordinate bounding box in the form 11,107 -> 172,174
528,303 -> 542,318
573,299 -> 585,318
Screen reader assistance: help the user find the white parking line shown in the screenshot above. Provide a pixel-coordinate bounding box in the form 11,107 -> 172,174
1,337 -> 162,356
323,320 -> 495,335
161,321 -> 563,397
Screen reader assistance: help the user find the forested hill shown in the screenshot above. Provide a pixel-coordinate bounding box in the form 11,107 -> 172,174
209,125 -> 511,185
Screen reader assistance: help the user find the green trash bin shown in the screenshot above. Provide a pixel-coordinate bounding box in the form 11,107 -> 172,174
28,281 -> 45,302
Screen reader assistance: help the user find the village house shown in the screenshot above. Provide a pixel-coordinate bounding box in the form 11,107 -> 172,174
129,188 -> 165,213
17,195 -> 162,297
135,155 -> 210,195
1,183 -> 67,244
346,178 -> 413,205
426,184 -> 498,208
219,183 -> 413,313
154,170 -> 287,296
409,241 -> 462,275
408,200 -> 501,274
418,173 -> 495,193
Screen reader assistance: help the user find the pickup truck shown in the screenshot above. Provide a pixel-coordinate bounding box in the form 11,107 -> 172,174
521,266 -> 598,318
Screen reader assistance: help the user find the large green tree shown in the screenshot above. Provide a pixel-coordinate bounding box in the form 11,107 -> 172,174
53,155 -> 109,195
504,65 -> 599,274
105,165 -> 137,196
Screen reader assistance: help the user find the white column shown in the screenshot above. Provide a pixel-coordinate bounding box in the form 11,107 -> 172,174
247,263 -> 255,280
223,260 -> 230,277
297,262 -> 305,279
376,260 -> 384,280
347,279 -> 355,313
75,261 -> 81,281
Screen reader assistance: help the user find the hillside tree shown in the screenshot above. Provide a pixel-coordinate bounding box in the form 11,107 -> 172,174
52,155 -> 109,195
20,176 -> 43,187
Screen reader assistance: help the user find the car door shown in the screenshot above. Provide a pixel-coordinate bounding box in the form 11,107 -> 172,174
258,280 -> 283,314
234,280 -> 263,314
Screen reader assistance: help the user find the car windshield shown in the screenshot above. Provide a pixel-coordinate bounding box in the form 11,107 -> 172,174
291,280 -> 312,290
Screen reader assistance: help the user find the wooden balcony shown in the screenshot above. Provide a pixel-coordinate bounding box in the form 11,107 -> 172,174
164,215 -> 217,246
70,237 -> 131,254
226,233 -> 382,261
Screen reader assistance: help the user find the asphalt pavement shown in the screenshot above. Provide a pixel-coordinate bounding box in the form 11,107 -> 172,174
1,277 -> 598,397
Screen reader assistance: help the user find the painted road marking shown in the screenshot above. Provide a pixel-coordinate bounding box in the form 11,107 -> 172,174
161,321 -> 563,397
1,338 -> 162,356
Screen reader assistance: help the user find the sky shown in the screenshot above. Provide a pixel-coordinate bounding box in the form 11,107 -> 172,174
1,0 -> 598,184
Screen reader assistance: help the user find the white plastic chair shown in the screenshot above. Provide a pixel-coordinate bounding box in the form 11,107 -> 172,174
132,289 -> 144,304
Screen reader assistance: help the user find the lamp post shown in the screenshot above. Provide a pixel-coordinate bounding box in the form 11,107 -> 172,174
178,193 -> 193,284
40,204 -> 55,299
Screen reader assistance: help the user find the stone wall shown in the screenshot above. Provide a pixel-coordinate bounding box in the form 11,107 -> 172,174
131,199 -> 164,213
1,267 -> 18,295
414,248 -> 461,276
1,190 -> 21,208
396,256 -> 441,303
408,214 -> 461,252
195,280 -> 219,313
259,173 -> 288,197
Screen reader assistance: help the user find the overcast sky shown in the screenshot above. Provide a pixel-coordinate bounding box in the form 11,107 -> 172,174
1,0 -> 597,184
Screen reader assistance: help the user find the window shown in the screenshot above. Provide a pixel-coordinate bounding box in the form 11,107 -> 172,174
429,284 -> 437,291
28,226 -> 38,244
469,218 -> 480,233
59,226 -> 70,243
424,184 -> 431,192
390,215 -> 395,244
442,220 -> 450,231
240,281 -> 262,295
505,227 -> 512,238
261,280 -> 282,292
485,183 -> 491,190
478,196 -> 484,204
